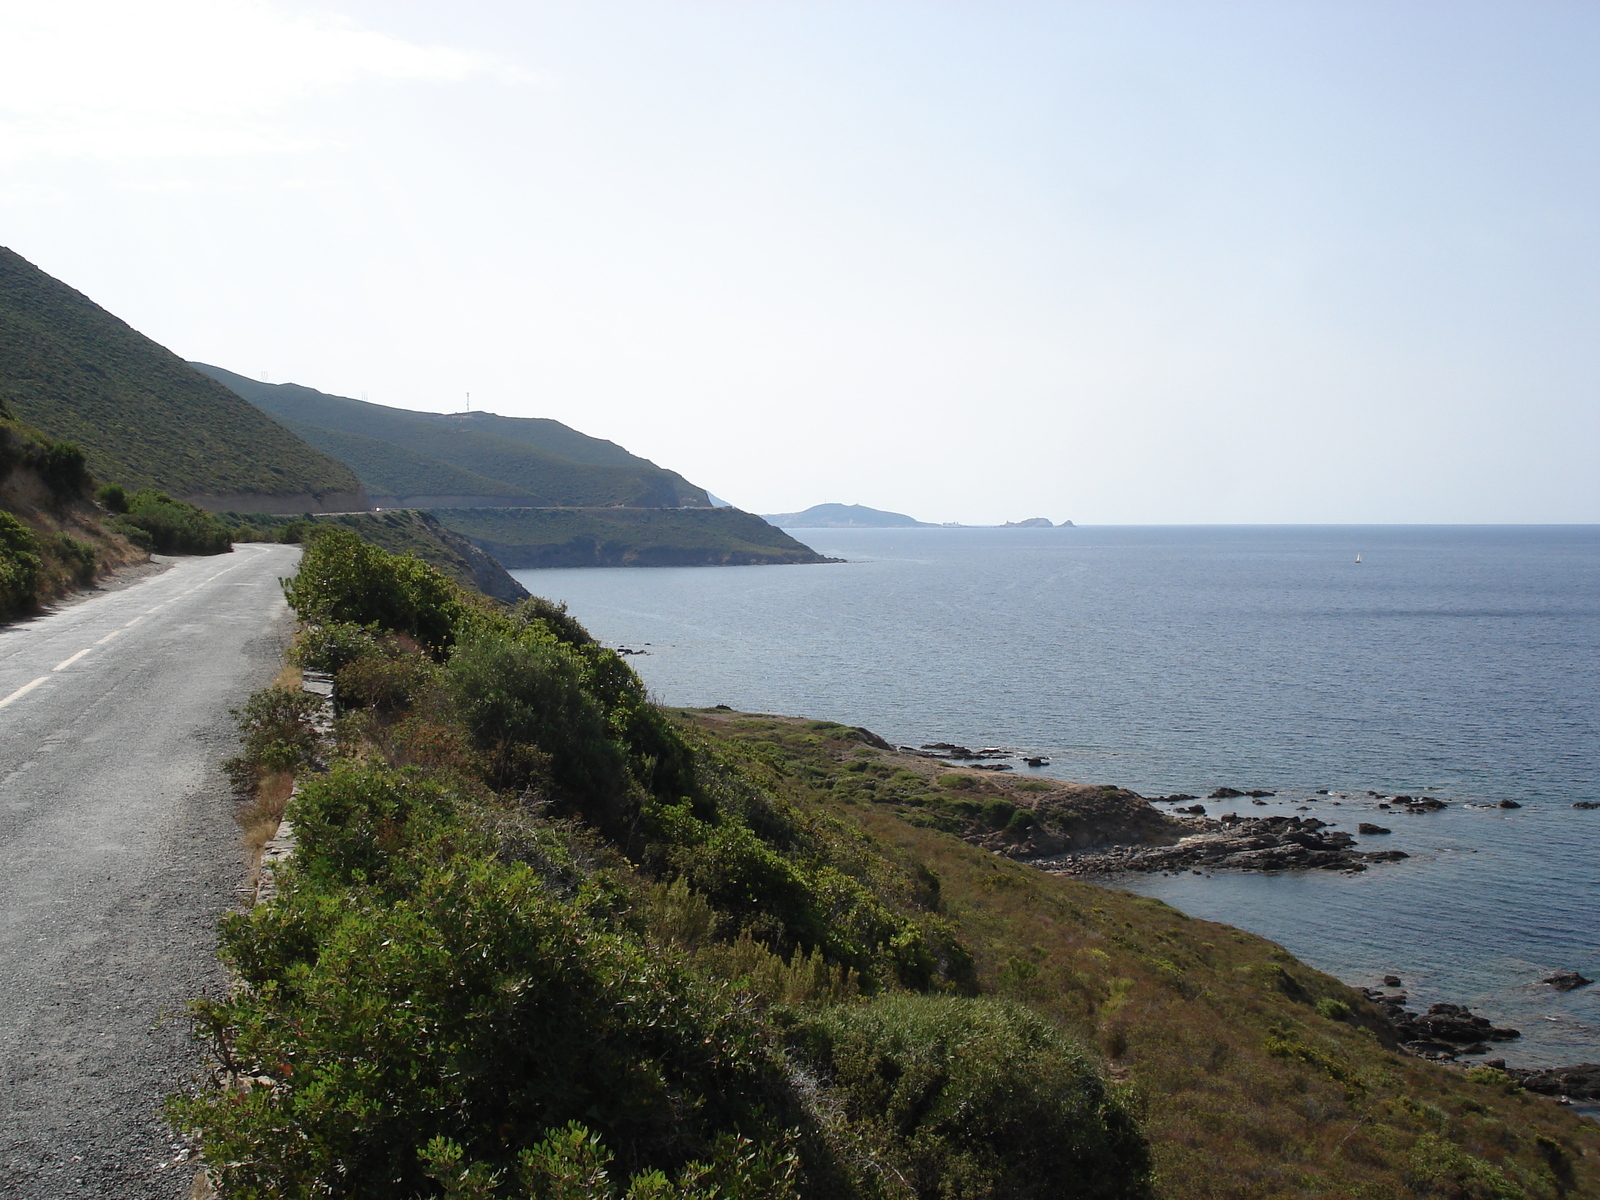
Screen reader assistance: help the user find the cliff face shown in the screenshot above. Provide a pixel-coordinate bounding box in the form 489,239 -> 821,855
0,248 -> 364,510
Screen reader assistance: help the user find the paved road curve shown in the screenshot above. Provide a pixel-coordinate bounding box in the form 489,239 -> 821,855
0,544 -> 300,1198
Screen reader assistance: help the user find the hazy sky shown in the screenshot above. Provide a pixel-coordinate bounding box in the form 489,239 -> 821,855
2,1 -> 1596,523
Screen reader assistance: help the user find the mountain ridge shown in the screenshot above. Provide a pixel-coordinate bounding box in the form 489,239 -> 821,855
194,364 -> 710,510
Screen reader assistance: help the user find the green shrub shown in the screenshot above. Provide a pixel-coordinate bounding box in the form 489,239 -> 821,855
422,1123 -> 800,1200
446,631 -> 630,820
224,686 -> 326,787
1404,1132 -> 1524,1199
112,489 -> 232,554
52,533 -> 96,586
285,527 -> 467,653
1006,807 -> 1036,837
1315,997 -> 1351,1022
96,482 -> 128,513
0,511 -> 42,617
795,994 -> 1152,1199
37,440 -> 91,499
513,595 -> 596,646
176,837 -> 805,1198
295,621 -> 386,674
336,652 -> 439,715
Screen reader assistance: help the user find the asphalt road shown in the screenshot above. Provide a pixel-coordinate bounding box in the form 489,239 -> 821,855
0,543 -> 300,1198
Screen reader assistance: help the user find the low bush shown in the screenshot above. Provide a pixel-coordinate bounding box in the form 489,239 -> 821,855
0,510 -> 42,617
37,440 -> 91,500
96,482 -> 129,513
794,994 -> 1152,1200
175,765 -> 814,1199
224,686 -> 327,789
284,527 -> 469,654
53,533 -> 96,586
446,631 -> 630,820
111,489 -> 232,554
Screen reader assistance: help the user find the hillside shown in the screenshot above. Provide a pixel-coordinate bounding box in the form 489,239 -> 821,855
0,248 -> 365,511
432,505 -> 835,568
188,533 -> 1600,1198
766,502 -> 934,527
0,405 -> 147,616
194,364 -> 710,509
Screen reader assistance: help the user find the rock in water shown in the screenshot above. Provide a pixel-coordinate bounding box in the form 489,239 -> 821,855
1358,822 -> 1391,835
1505,1064 -> 1600,1099
1498,799 -> 1522,809
1383,975 -> 1402,987
1542,969 -> 1594,991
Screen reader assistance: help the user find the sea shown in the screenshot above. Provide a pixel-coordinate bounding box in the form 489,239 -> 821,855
511,525 -> 1600,1070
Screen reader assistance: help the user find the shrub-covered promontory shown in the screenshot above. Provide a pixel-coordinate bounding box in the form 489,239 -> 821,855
184,528 -> 1600,1199
181,528 -> 1150,1199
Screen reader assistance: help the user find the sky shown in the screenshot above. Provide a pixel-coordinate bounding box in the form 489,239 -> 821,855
1,1 -> 1597,524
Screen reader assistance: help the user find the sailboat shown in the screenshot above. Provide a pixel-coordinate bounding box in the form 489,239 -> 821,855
1355,553 -> 1363,563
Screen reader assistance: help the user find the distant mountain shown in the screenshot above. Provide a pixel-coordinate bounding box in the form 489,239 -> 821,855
195,364 -> 710,510
763,503 -> 933,528
0,247 -> 364,511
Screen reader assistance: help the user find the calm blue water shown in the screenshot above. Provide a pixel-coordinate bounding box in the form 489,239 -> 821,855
513,526 -> 1600,1067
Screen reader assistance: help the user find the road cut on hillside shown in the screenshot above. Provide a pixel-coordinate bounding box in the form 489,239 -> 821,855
0,543 -> 299,1199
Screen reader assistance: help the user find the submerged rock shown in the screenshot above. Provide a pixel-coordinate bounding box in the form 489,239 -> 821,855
1542,969 -> 1594,992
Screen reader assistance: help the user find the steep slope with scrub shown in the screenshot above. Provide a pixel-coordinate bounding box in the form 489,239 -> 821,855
185,530 -> 1600,1199
0,403 -> 149,617
194,363 -> 709,509
0,247 -> 364,510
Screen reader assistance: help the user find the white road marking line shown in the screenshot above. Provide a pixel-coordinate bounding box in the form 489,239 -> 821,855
0,676 -> 49,708
52,648 -> 91,671
94,630 -> 122,645
123,616 -> 143,628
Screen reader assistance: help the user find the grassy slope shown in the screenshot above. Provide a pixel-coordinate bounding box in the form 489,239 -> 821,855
277,421 -> 523,499
0,248 -> 361,500
432,505 -> 833,568
195,363 -> 709,507
680,710 -> 1600,1200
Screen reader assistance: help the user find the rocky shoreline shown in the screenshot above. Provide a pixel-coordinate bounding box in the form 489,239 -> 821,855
1361,979 -> 1600,1101
1034,812 -> 1407,876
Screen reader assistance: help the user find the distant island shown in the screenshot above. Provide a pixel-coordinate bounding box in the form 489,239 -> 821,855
763,503 -> 934,528
765,502 -> 1072,529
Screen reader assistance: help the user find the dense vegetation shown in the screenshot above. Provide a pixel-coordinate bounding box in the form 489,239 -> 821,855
0,400 -> 146,616
195,364 -> 710,508
675,711 -> 1600,1199
105,488 -> 234,554
0,248 -> 362,503
183,529 -> 1150,1199
219,509 -> 529,601
431,506 -> 831,568
184,530 -> 1600,1198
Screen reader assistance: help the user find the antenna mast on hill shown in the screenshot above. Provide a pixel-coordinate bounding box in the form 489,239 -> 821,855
465,391 -> 471,412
